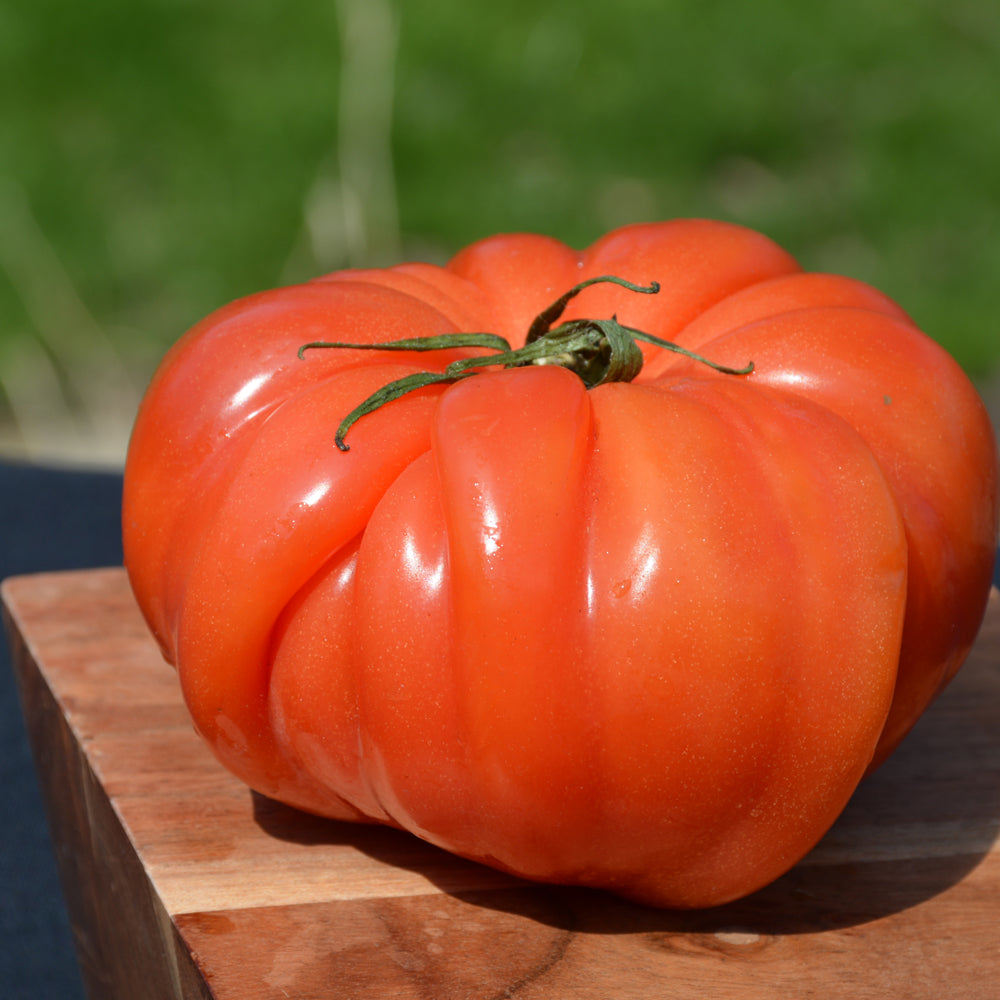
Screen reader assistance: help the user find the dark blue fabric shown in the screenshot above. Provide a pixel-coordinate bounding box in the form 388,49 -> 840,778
1,461 -> 123,1000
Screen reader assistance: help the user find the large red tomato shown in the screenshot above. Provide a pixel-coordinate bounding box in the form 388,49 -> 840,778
123,220 -> 997,908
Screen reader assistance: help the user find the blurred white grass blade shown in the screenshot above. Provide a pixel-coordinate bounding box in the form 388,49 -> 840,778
333,0 -> 400,267
284,0 -> 401,280
0,178 -> 141,466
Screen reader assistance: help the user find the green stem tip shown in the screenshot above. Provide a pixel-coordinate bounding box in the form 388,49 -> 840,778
298,274 -> 753,450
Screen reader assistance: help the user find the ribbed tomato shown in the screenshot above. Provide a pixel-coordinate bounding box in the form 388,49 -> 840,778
123,220 -> 997,907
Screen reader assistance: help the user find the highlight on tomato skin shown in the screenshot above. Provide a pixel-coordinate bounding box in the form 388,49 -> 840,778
121,218 -> 999,909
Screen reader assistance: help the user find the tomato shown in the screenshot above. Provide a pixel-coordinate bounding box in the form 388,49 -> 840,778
122,219 -> 998,908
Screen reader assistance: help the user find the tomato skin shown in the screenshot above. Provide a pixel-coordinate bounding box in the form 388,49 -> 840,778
340,368 -> 908,907
661,304 -> 998,768
123,219 -> 998,908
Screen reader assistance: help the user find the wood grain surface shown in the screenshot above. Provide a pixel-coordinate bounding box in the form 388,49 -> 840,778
4,567 -> 999,999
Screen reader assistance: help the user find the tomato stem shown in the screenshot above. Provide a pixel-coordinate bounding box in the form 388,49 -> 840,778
298,274 -> 753,450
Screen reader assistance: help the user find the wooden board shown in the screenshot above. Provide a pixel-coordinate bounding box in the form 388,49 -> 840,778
4,567 -> 999,1000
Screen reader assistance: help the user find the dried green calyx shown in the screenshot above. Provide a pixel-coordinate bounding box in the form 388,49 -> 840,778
298,275 -> 753,451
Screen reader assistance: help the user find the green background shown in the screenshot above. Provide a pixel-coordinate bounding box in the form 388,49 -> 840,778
2,0 -> 998,463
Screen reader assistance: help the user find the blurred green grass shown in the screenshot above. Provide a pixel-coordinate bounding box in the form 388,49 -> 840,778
1,0 -> 998,461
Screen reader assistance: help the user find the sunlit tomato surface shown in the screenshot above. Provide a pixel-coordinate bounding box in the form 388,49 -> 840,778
123,220 -> 998,908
